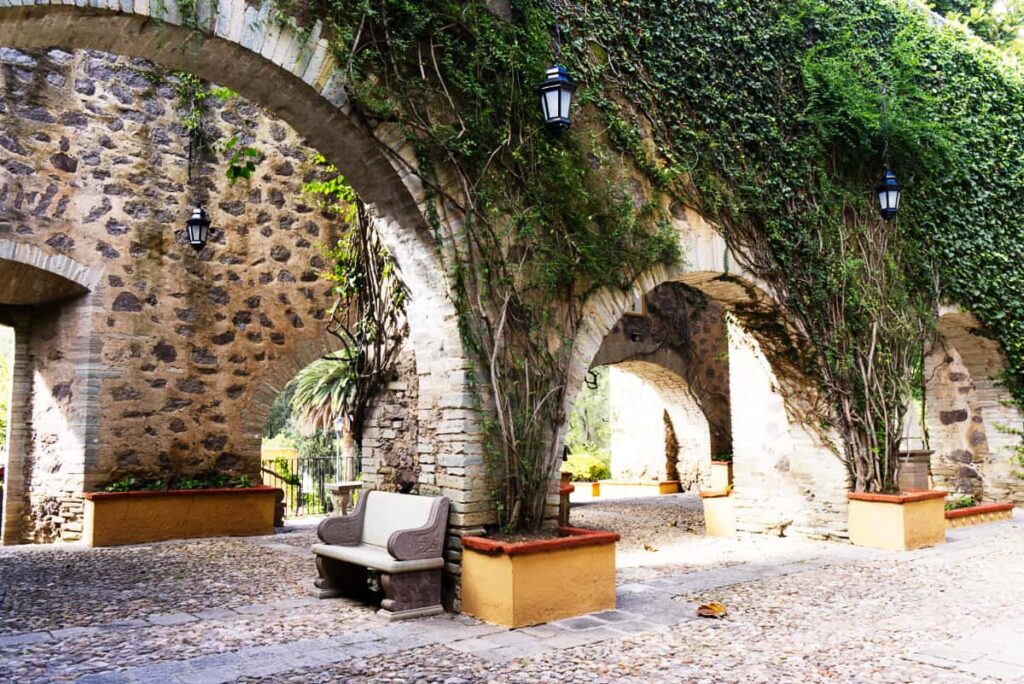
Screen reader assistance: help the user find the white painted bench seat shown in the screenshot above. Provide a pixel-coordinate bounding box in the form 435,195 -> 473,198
310,542 -> 443,574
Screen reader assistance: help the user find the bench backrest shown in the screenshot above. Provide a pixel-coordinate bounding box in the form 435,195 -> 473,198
361,491 -> 439,547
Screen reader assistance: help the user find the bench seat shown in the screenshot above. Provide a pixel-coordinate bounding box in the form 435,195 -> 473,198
310,542 -> 444,574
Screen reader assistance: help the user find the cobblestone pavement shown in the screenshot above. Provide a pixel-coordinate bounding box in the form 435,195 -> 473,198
0,496 -> 1022,683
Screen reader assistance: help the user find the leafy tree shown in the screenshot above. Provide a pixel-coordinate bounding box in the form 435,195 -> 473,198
933,0 -> 1024,48
289,355 -> 358,473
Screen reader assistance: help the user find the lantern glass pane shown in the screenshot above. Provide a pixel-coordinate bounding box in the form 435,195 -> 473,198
889,189 -> 900,209
544,89 -> 560,122
878,190 -> 888,211
560,88 -> 573,119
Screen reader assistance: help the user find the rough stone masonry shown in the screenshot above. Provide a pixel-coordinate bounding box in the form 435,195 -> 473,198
0,48 -> 424,542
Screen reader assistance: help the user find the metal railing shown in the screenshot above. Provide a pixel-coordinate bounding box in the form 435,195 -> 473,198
260,454 -> 338,518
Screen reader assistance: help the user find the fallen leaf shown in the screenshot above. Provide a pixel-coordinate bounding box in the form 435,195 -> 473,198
697,602 -> 727,618
643,543 -> 658,552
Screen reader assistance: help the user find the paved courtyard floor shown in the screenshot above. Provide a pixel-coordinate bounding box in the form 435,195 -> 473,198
1,494 -> 1022,683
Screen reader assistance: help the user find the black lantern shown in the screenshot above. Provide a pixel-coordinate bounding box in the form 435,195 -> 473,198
876,167 -> 901,221
186,206 -> 211,251
539,64 -> 576,131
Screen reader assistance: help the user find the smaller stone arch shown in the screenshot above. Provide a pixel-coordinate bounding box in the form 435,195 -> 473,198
604,359 -> 712,491
0,243 -> 105,544
0,239 -> 103,303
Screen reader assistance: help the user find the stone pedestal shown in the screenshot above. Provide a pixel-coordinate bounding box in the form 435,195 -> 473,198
326,481 -> 363,515
898,450 -> 934,492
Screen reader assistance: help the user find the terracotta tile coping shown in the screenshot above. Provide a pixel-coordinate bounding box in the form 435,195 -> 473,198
710,461 -> 733,466
699,490 -> 731,499
558,484 -> 575,495
84,485 -> 281,501
945,502 -> 1015,519
847,489 -> 946,504
461,526 -> 620,557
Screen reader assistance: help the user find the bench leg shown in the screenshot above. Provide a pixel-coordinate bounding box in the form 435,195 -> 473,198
313,555 -> 374,601
378,569 -> 444,620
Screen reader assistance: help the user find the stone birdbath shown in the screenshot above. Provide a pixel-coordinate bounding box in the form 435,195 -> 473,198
327,416 -> 362,514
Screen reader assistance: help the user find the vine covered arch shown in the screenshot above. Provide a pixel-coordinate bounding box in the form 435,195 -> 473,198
565,211 -> 849,539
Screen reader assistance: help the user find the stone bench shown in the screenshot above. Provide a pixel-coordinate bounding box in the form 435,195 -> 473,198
311,490 -> 449,620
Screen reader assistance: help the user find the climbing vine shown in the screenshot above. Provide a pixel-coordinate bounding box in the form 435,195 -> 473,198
165,0 -> 1024,516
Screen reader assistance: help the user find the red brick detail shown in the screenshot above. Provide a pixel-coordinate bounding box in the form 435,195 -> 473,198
83,485 -> 280,500
945,502 -> 1014,519
847,489 -> 947,504
699,489 -> 731,499
461,526 -> 619,557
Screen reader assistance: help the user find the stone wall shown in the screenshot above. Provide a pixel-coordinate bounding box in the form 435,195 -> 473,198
925,309 -> 1024,503
727,319 -> 849,539
0,48 -> 425,541
360,347 -> 420,493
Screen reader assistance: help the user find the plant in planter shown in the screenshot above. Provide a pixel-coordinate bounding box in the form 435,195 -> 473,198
85,473 -> 282,547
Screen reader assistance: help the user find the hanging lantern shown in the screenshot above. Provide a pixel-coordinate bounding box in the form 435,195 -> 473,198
185,206 -> 211,251
876,167 -> 901,221
539,64 -> 576,131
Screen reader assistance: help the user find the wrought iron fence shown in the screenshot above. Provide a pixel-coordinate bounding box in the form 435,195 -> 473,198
260,453 -> 339,518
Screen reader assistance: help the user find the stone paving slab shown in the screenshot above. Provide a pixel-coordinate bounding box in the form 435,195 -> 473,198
907,617 -> 1024,682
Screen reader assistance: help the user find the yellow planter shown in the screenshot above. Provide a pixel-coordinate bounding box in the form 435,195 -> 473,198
847,490 -> 946,551
460,527 -> 619,627
709,461 -> 733,491
595,481 -> 680,498
700,490 -> 735,537
83,486 -> 280,547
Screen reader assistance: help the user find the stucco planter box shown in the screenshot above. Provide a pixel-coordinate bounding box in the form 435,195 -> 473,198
709,461 -> 733,490
596,481 -> 680,498
847,490 -> 946,551
700,490 -> 735,537
460,526 -> 619,627
83,486 -> 280,547
945,502 -> 1014,529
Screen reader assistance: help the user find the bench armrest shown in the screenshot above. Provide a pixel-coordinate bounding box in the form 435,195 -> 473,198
387,497 -> 450,561
316,492 -> 367,545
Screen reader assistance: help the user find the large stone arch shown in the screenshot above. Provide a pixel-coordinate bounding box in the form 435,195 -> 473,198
565,209 -> 849,539
0,21 -> 479,542
0,244 -> 105,544
924,304 -> 1024,502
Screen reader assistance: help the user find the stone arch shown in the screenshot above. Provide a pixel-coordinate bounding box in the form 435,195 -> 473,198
565,210 -> 849,539
0,5 -> 482,533
0,239 -> 103,302
924,304 -> 1024,502
603,359 -> 712,490
589,281 -> 733,459
0,245 -> 105,544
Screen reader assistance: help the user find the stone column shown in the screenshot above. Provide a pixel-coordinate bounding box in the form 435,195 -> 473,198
1,324 -> 31,545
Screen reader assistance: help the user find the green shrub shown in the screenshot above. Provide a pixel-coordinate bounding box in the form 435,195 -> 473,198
563,445 -> 611,482
945,495 -> 977,511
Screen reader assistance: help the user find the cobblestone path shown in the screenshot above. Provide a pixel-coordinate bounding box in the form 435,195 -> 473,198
1,496 -> 1021,683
